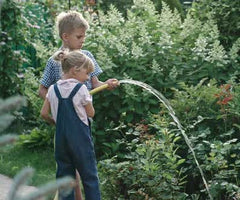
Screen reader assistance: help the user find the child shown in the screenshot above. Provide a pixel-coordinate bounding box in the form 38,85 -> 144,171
39,10 -> 118,99
41,50 -> 101,200
38,11 -> 118,199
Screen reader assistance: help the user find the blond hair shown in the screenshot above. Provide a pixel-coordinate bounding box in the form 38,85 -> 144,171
56,11 -> 89,39
53,50 -> 94,74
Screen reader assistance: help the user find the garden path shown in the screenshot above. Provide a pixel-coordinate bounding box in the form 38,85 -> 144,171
0,174 -> 44,200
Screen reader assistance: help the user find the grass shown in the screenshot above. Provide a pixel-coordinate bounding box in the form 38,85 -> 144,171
0,144 -> 56,186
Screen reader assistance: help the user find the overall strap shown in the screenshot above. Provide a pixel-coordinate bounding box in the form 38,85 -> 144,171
68,83 -> 83,99
54,84 -> 62,99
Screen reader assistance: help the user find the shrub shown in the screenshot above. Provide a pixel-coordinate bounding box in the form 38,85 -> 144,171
98,0 -> 184,17
0,0 -> 29,97
191,0 -> 240,49
99,127 -> 187,199
17,69 -> 54,149
21,1 -> 56,70
159,79 -> 240,198
84,0 -> 238,157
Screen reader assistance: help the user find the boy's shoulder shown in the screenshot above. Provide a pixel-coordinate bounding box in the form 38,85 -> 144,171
81,49 -> 94,57
46,56 -> 61,67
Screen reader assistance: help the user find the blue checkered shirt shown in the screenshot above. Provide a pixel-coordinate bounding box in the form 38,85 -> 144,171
40,50 -> 103,90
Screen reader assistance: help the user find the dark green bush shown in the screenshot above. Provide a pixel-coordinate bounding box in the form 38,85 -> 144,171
0,0 -> 29,97
0,0 -> 56,97
191,0 -> 240,49
159,79 -> 240,198
21,1 -> 56,71
99,128 -> 187,199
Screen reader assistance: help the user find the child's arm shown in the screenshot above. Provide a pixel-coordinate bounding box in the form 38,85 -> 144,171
39,57 -> 59,99
91,76 -> 119,90
39,84 -> 48,99
84,102 -> 95,118
41,98 -> 55,125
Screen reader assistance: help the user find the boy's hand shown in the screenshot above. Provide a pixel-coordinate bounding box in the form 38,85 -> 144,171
105,78 -> 119,90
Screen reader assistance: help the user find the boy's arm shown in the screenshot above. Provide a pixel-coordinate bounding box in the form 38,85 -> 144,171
39,85 -> 48,99
83,50 -> 118,89
91,76 -> 119,90
41,98 -> 55,125
39,57 -> 60,99
84,102 -> 95,118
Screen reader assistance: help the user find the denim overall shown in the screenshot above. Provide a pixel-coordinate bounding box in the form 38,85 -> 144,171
54,83 -> 101,200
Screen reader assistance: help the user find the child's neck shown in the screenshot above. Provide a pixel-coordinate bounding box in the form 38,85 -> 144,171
62,43 -> 80,51
62,73 -> 76,80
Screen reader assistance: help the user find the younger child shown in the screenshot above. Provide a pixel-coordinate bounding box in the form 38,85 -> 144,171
41,50 -> 101,200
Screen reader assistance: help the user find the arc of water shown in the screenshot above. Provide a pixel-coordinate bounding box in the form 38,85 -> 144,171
119,79 -> 213,200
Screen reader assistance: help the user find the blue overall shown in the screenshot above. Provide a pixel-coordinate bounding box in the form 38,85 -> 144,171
54,83 -> 101,200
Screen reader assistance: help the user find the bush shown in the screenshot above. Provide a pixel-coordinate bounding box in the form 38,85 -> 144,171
99,128 -> 187,199
158,79 -> 240,198
0,0 -> 29,97
84,0 -> 239,157
191,0 -> 240,49
98,0 -> 184,17
17,69 -> 55,149
21,1 -> 56,70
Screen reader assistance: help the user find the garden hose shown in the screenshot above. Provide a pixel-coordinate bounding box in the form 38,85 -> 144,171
89,81 -> 118,95
89,84 -> 109,95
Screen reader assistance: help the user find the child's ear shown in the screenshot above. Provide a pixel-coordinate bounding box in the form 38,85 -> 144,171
62,33 -> 68,42
73,66 -> 79,74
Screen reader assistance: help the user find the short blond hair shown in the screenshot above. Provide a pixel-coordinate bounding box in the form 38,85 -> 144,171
53,50 -> 94,74
56,11 -> 89,39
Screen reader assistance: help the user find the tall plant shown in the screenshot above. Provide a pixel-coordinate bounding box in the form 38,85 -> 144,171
84,0 -> 238,157
0,0 -> 29,98
191,0 -> 240,49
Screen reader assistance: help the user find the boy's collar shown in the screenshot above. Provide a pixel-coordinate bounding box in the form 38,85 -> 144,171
59,46 -> 83,52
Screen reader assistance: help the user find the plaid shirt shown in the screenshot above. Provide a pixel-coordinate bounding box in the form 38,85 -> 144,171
40,50 -> 103,90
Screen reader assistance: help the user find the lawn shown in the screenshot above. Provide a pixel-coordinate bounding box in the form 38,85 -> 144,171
0,145 -> 55,186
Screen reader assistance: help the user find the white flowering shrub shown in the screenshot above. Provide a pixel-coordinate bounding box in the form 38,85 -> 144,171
85,0 -> 239,128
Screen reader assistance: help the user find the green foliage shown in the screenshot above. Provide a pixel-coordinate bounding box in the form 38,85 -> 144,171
17,69 -> 54,149
33,39 -> 58,74
21,1 -> 56,70
158,79 -> 240,198
0,0 -> 29,97
0,0 -> 55,97
84,0 -> 239,157
18,127 -> 54,149
21,69 -> 43,123
191,0 -> 240,49
168,79 -> 220,127
98,0 -> 133,17
203,139 -> 240,199
99,128 -> 187,199
45,0 -> 84,14
229,81 -> 240,120
98,0 -> 184,17
17,42 -> 56,150
168,79 -> 240,135
22,1 -> 55,45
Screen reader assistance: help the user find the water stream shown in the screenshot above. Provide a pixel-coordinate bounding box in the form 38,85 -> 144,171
119,79 -> 213,200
